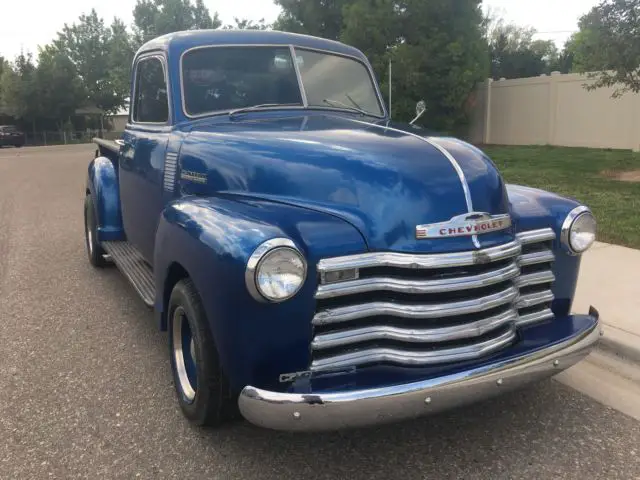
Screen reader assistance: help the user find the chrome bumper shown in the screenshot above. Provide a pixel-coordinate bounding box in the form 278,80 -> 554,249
238,314 -> 601,431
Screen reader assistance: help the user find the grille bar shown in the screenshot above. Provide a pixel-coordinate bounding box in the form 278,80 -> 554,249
313,285 -> 519,326
311,327 -> 517,372
315,261 -> 519,299
517,290 -> 554,309
517,270 -> 555,288
519,250 -> 555,266
517,308 -> 554,327
318,240 -> 521,273
311,308 -> 517,350
517,228 -> 556,244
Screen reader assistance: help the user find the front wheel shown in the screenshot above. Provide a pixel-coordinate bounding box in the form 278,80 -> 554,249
168,278 -> 238,427
84,195 -> 107,267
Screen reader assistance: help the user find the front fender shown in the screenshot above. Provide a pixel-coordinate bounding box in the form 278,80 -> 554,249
153,195 -> 366,393
86,156 -> 125,241
507,184 -> 586,316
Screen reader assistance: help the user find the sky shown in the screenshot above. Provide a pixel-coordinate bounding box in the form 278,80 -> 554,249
0,0 -> 600,60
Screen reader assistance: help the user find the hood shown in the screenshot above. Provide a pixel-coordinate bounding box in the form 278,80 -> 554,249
179,113 -> 512,253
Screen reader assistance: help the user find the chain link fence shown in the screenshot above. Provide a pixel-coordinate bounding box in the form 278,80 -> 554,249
14,130 -> 124,147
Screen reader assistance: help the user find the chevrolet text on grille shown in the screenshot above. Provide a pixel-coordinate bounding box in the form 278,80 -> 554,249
416,212 -> 512,239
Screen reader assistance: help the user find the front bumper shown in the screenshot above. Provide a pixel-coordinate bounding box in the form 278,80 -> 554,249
238,310 -> 601,431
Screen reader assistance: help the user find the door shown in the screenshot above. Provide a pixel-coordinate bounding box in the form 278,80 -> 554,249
119,54 -> 171,264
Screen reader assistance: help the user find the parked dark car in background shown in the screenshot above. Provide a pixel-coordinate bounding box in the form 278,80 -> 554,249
0,126 -> 26,147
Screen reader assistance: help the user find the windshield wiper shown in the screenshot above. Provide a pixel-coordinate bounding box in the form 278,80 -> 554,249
229,103 -> 301,117
322,98 -> 368,116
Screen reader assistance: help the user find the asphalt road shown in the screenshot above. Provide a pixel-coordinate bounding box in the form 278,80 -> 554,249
1,144 -> 639,480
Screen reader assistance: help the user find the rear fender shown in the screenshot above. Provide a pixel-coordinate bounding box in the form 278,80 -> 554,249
86,156 -> 125,242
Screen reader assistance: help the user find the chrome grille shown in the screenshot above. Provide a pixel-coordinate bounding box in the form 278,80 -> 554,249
311,229 -> 556,372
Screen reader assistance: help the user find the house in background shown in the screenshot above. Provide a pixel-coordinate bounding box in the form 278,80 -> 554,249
108,106 -> 129,132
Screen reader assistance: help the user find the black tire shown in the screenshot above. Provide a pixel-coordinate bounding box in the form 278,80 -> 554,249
84,195 -> 107,267
14,144 -> 22,148
168,278 -> 239,427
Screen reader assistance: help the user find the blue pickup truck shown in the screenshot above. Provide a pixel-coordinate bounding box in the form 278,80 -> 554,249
85,29 -> 601,431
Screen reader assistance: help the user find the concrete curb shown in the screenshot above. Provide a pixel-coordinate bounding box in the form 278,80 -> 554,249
597,323 -> 640,366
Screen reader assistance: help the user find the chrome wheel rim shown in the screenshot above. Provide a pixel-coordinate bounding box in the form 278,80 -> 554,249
172,307 -> 197,402
86,222 -> 94,256
85,204 -> 94,257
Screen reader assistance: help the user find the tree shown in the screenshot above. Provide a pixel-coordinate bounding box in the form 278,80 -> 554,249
341,0 -> 488,132
273,0 -> 351,40
34,46 -> 84,130
0,53 -> 40,129
53,9 -> 133,114
223,18 -> 270,30
570,0 -> 640,96
487,18 -> 562,79
133,0 -> 221,45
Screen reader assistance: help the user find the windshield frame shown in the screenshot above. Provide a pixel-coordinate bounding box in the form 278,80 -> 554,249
179,44 -> 387,120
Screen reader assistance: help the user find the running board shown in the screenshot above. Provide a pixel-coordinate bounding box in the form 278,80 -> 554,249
102,241 -> 155,307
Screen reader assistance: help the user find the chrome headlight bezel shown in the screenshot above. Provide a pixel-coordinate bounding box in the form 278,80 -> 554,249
245,238 -> 307,303
560,206 -> 597,255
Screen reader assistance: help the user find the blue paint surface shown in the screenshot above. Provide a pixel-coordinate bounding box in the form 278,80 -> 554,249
87,30 -> 595,394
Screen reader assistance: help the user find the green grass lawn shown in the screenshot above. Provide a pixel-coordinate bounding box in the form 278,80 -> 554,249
481,145 -> 640,249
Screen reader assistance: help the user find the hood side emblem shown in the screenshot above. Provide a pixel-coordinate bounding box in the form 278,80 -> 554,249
416,212 -> 511,239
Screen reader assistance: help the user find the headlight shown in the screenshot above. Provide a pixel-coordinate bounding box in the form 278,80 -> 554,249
245,238 -> 307,302
561,206 -> 596,255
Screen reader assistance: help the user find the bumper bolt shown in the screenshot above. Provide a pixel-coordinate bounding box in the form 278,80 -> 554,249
424,397 -> 432,404
553,360 -> 560,367
293,411 -> 301,419
496,378 -> 504,386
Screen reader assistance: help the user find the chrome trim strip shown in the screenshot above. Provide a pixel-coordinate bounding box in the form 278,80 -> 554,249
518,250 -> 555,266
315,261 -> 519,299
516,308 -> 554,327
560,206 -> 595,256
311,308 -> 518,350
289,45 -> 308,107
310,327 -> 517,371
317,240 -> 521,273
516,270 -> 555,288
313,285 -> 519,325
516,290 -> 554,309
516,228 -> 556,245
244,238 -> 307,303
238,318 -> 601,431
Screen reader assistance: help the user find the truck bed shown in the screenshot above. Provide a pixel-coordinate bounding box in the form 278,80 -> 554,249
93,137 -> 121,162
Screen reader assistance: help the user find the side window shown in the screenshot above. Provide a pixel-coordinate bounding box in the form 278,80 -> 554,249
133,57 -> 169,123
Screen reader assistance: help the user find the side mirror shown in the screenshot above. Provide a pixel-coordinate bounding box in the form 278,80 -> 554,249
410,100 -> 426,125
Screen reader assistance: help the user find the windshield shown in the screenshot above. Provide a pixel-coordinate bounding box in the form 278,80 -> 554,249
182,46 -> 303,116
293,48 -> 383,116
181,46 -> 383,117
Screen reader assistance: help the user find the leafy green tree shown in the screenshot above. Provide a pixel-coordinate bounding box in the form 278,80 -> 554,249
0,53 -> 40,130
133,0 -> 221,45
223,18 -> 271,30
53,9 -> 133,113
570,0 -> 640,96
342,0 -> 488,131
273,0 -> 351,40
34,46 -> 84,130
488,18 -> 562,79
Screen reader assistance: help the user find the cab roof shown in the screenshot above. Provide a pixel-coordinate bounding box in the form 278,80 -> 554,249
137,29 -> 366,61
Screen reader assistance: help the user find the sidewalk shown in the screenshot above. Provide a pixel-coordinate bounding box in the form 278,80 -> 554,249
572,241 -> 640,364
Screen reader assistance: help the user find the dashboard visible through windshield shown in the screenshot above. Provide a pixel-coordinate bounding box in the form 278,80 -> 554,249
181,45 -> 384,117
